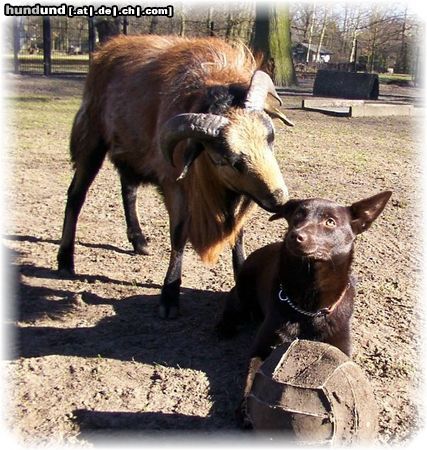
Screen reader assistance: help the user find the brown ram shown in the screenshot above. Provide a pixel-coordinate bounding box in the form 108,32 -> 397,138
57,35 -> 293,318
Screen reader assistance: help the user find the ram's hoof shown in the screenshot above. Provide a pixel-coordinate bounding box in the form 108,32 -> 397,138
130,235 -> 150,255
57,256 -> 76,278
132,242 -> 150,255
57,267 -> 76,279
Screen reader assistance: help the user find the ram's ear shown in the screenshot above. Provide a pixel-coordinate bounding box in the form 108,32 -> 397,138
176,141 -> 204,181
264,96 -> 295,127
264,106 -> 295,127
269,199 -> 302,222
349,191 -> 392,234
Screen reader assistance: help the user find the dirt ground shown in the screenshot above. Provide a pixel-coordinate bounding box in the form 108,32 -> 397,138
3,74 -> 424,446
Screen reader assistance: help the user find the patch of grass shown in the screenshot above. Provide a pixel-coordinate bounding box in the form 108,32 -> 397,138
6,83 -> 81,165
4,54 -> 89,62
7,92 -> 80,130
378,73 -> 413,84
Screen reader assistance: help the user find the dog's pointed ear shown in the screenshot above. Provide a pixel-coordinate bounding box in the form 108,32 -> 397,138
269,199 -> 301,222
349,191 -> 392,234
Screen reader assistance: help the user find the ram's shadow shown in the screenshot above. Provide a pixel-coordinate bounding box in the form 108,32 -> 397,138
3,233 -> 158,288
9,259 -> 256,433
5,233 -> 134,256
19,261 -> 161,288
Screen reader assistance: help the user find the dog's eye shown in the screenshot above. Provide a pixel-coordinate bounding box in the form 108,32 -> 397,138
325,218 -> 336,227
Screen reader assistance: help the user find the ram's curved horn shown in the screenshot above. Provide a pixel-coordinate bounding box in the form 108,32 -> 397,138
160,113 -> 229,167
245,70 -> 283,110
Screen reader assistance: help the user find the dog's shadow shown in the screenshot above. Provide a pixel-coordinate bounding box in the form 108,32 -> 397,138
73,409 -> 281,443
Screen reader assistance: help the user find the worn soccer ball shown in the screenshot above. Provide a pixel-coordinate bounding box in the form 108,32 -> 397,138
246,340 -> 378,445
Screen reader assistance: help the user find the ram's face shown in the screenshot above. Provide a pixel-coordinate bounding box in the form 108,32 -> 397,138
205,109 -> 288,212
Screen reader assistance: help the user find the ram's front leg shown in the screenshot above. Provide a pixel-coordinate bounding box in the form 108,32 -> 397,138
232,228 -> 245,280
159,185 -> 188,319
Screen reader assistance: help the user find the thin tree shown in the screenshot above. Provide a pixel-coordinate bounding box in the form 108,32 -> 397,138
396,6 -> 409,73
236,3 -> 252,41
315,7 -> 329,62
206,6 -> 214,35
306,3 -> 316,63
149,16 -> 159,34
225,9 -> 234,40
341,4 -> 349,54
179,4 -> 186,37
349,7 -> 362,64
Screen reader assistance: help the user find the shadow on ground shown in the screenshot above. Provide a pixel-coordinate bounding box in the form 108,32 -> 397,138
7,235 -> 257,435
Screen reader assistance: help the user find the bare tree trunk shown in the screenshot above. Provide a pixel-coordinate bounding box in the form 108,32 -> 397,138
64,17 -> 70,52
301,5 -> 312,41
251,3 -> 297,86
306,3 -> 316,63
369,25 -> 378,72
349,9 -> 361,63
397,6 -> 408,73
226,10 -> 234,40
315,8 -> 328,62
78,23 -> 83,48
236,9 -> 245,40
341,5 -> 349,54
246,2 -> 256,43
206,6 -> 213,35
251,3 -> 269,57
179,5 -> 186,37
149,16 -> 159,34
167,15 -> 174,33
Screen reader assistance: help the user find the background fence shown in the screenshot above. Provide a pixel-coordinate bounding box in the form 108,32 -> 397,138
7,11 -> 253,76
4,8 -> 421,84
9,16 -> 94,75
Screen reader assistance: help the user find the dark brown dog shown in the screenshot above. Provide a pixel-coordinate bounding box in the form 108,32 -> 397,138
217,191 -> 392,406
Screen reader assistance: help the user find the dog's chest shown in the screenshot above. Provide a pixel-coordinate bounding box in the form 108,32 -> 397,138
276,313 -> 337,343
